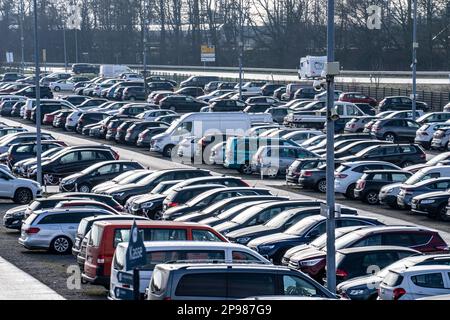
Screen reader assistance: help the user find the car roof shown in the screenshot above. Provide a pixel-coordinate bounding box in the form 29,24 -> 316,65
35,208 -> 113,215
337,245 -> 420,255
352,225 -> 437,235
155,263 -> 293,272
363,169 -> 410,174
118,241 -> 251,251
93,220 -> 214,228
341,160 -> 400,167
173,184 -> 226,192
394,265 -> 450,275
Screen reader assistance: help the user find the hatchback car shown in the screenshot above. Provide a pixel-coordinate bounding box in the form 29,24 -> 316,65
371,118 -> 421,142
397,177 -> 450,209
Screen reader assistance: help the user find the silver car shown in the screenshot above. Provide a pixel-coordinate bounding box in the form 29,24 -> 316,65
19,208 -> 114,254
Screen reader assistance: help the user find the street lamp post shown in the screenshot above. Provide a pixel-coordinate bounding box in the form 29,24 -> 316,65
33,0 -> 42,185
20,0 -> 25,73
63,26 -> 68,71
238,0 -> 244,101
412,0 -> 418,120
325,0 -> 337,294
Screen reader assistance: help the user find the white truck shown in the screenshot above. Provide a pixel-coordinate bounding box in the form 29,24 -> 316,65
298,55 -> 327,79
284,102 -> 367,129
150,112 -> 260,157
99,65 -> 133,78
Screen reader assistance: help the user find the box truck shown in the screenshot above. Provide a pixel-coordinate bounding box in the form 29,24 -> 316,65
298,56 -> 327,79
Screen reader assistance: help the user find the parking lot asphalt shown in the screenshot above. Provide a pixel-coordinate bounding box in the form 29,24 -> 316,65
1,113 -> 450,299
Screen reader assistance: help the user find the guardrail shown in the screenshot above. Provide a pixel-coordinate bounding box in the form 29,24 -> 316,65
16,62 -> 450,78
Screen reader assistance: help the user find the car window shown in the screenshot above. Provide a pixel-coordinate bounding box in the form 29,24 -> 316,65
283,275 -> 325,297
384,146 -> 398,155
382,233 -> 415,246
411,273 -> 445,289
191,229 -> 222,242
353,234 -> 382,247
175,273 -> 227,297
228,273 -> 276,298
371,173 -> 389,181
113,228 -> 187,247
38,214 -> 69,224
391,173 -> 410,182
60,151 -> 79,164
232,251 -> 262,262
96,164 -> 120,175
79,151 -> 97,161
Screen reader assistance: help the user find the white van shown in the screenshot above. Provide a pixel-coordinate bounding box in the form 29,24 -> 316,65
150,112 -> 254,157
298,55 -> 327,79
109,241 -> 271,300
403,166 -> 450,187
99,65 -> 133,78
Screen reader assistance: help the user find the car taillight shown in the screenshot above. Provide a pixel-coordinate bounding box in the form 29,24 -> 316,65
357,180 -> 366,189
336,269 -> 348,278
302,171 -> 312,177
25,227 -> 40,234
97,255 -> 105,264
112,150 -> 120,160
393,288 -> 406,300
167,202 -> 179,208
335,174 -> 348,179
419,153 -> 426,159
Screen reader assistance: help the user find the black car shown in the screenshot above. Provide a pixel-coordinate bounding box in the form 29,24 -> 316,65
122,87 -> 146,101
114,119 -> 143,143
273,87 -> 286,100
30,103 -> 67,123
354,103 -> 376,116
0,126 -> 26,138
28,147 -> 118,183
4,141 -> 65,167
298,161 -> 343,193
12,85 -> 53,99
72,63 -> 98,74
175,87 -> 205,98
59,160 -> 144,193
76,112 -> 108,133
226,206 -> 358,245
162,184 -> 226,212
378,96 -> 428,112
354,170 -> 412,205
117,104 -> 154,116
213,200 -> 328,236
10,101 -> 26,117
333,246 -> 420,285
285,158 -> 327,184
243,104 -> 270,113
0,99 -> 23,116
147,81 -> 175,93
146,77 -> 177,87
293,87 -> 317,99
159,95 -> 208,113
124,121 -> 168,145
175,196 -> 289,223
411,191 -> 450,220
136,127 -> 167,147
334,140 -> 393,159
208,99 -> 247,112
53,110 -> 74,129
162,187 -> 272,221
0,73 -> 24,82
217,82 -> 238,90
261,84 -> 285,96
340,144 -> 426,168
77,98 -> 108,109
104,168 -> 212,205
180,75 -> 220,88
247,215 -> 383,263
154,114 -> 180,125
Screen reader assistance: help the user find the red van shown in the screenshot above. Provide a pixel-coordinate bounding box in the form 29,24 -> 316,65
82,220 -> 228,287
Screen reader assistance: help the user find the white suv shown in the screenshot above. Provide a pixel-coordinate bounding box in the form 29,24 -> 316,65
334,161 -> 401,198
379,265 -> 450,300
0,167 -> 42,204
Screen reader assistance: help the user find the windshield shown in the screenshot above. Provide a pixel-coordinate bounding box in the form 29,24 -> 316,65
136,171 -> 161,186
354,145 -> 377,157
285,217 -> 322,236
334,232 -> 363,250
201,198 -> 232,215
231,205 -> 266,224
121,171 -> 150,185
185,190 -> 212,206
264,211 -> 295,228
166,118 -> 182,133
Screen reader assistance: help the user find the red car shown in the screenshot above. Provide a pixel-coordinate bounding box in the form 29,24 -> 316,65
43,110 -> 63,125
339,92 -> 377,107
287,226 -> 449,282
82,220 -> 228,287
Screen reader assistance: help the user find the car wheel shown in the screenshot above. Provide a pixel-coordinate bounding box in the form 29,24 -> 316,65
316,179 -> 326,193
77,183 -> 91,193
438,204 -> 449,221
13,188 -> 33,204
54,86 -> 60,92
163,145 -> 174,158
153,211 -> 163,220
364,191 -> 379,205
50,236 -> 72,254
238,162 -> 253,175
383,132 -> 396,142
344,184 -> 356,199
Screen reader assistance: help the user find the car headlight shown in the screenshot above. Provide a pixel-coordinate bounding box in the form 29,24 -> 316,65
258,244 -> 275,251
420,199 -> 436,204
349,289 -> 366,296
298,258 -> 324,267
235,237 -> 251,244
141,202 -> 154,209
386,188 -> 394,193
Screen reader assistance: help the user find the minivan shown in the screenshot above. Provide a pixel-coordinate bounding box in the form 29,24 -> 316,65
110,242 -> 271,300
224,137 -> 300,174
147,263 -> 337,300
82,220 -> 228,287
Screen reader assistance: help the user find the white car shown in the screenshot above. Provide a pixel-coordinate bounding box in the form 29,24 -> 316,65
49,79 -> 75,92
110,241 -> 271,300
378,265 -> 450,300
0,167 -> 42,204
334,161 -> 401,198
414,122 -> 449,150
209,142 -> 226,165
21,98 -> 75,119
236,81 -> 267,94
176,136 -> 199,160
136,109 -> 177,121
